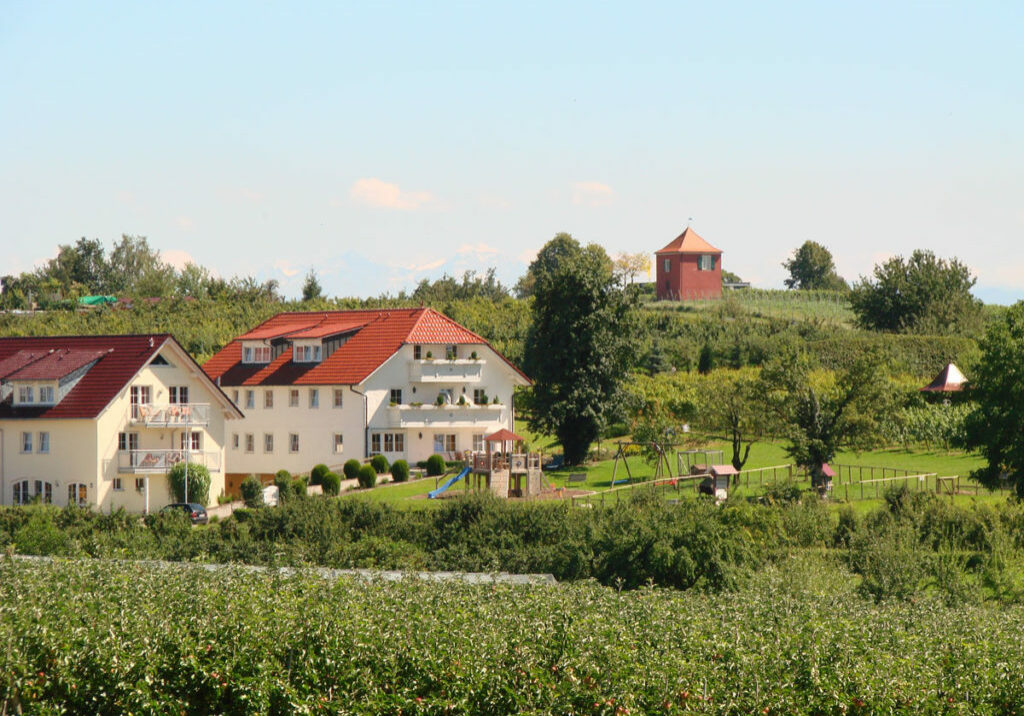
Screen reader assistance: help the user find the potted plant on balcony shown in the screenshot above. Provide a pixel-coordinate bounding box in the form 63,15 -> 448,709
436,393 -> 445,406
458,395 -> 467,406
470,350 -> 478,360
425,350 -> 433,360
492,395 -> 501,405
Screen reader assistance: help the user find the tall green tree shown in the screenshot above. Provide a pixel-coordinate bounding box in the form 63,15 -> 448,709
963,302 -> 1024,496
301,269 -> 324,301
849,249 -> 982,334
782,240 -> 847,290
523,234 -> 636,464
695,369 -> 766,472
762,351 -> 892,486
108,235 -> 176,297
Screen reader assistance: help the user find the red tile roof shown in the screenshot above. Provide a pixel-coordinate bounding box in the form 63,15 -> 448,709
0,335 -> 167,419
656,227 -> 722,255
4,348 -> 107,380
204,308 -> 530,386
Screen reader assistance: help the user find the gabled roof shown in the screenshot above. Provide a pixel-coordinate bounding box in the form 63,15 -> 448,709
655,227 -> 722,255
921,363 -> 967,393
203,308 -> 531,387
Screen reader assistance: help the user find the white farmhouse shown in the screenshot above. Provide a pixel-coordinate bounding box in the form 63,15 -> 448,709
202,308 -> 531,491
0,334 -> 242,511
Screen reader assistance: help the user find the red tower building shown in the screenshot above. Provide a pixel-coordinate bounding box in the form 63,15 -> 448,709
655,227 -> 723,300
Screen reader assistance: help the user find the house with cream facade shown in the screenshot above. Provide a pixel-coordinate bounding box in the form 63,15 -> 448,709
0,335 -> 242,511
202,308 -> 531,492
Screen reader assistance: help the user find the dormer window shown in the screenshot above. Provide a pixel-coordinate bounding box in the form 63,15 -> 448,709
293,342 -> 323,363
18,386 -> 33,404
242,344 -> 272,364
38,385 -> 55,404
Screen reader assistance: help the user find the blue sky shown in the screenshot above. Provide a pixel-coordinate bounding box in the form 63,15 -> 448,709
2,1 -> 1022,301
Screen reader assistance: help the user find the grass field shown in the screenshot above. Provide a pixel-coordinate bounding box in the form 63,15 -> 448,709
644,287 -> 857,326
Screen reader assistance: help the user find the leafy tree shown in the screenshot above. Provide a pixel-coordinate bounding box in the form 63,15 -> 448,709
695,369 -> 766,471
108,235 -> 177,297
849,250 -> 982,334
762,351 -> 892,486
721,269 -> 744,284
963,302 -> 1024,497
167,462 -> 212,505
612,252 -> 651,284
782,241 -> 847,291
523,234 -> 636,464
301,270 -> 324,301
411,269 -> 509,304
240,475 -> 264,507
515,232 -> 587,298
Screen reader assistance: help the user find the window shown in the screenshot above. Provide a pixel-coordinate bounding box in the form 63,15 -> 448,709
289,389 -> 299,407
38,432 -> 49,454
169,386 -> 189,404
180,431 -> 201,451
289,433 -> 300,453
119,432 -> 139,466
390,389 -> 402,405
473,388 -> 487,405
295,344 -> 323,363
135,478 -> 145,492
38,481 -> 52,503
663,258 -> 671,273
334,389 -> 344,408
245,434 -> 254,453
243,345 -> 271,364
232,433 -> 239,450
21,432 -> 32,453
264,390 -> 274,409
13,480 -> 29,505
130,385 -> 152,419
433,434 -> 456,453
245,390 -> 255,409
39,385 -> 55,403
333,433 -> 344,454
67,483 -> 88,506
698,254 -> 716,271
18,385 -> 33,403
413,344 -> 422,359
473,434 -> 485,452
264,433 -> 274,453
446,345 -> 458,360
371,432 -> 404,454
309,389 -> 319,409
232,390 -> 240,405
113,477 -> 123,492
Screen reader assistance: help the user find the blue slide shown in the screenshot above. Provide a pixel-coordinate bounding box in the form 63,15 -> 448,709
428,466 -> 472,499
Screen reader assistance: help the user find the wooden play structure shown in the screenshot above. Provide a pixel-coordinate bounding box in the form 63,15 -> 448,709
467,429 -> 543,498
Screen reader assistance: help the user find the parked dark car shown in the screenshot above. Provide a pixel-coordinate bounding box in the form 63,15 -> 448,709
160,502 -> 209,525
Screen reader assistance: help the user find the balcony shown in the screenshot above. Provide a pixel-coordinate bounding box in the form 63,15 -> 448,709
130,403 -> 211,427
386,403 -> 504,428
117,449 -> 222,474
408,359 -> 484,383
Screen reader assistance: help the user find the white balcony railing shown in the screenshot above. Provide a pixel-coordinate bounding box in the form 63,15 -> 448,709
386,403 -> 504,428
408,359 -> 484,383
130,403 -> 211,427
117,449 -> 221,474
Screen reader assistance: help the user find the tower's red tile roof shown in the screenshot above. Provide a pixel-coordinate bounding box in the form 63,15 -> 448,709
0,335 -> 166,418
203,308 -> 530,386
656,227 -> 722,255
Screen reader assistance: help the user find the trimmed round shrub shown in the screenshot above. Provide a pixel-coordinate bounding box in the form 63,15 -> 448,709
274,470 -> 293,503
391,459 -> 410,483
168,462 -> 211,505
310,464 -> 330,486
370,454 -> 390,475
240,475 -> 264,508
357,464 -> 377,489
321,471 -> 341,496
425,454 -> 446,477
292,476 -> 308,498
343,459 -> 361,480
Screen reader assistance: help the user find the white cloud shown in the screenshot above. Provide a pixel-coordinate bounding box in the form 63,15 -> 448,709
273,259 -> 300,278
412,258 -> 445,272
456,242 -> 500,258
175,216 -> 194,231
162,249 -> 196,271
350,178 -> 435,211
572,181 -> 614,207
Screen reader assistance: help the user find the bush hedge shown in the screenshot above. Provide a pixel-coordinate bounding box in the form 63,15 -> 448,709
390,459 -> 410,483
309,464 -> 330,486
425,454 -> 446,476
240,475 -> 263,508
343,459 -> 361,480
357,465 -> 377,489
370,454 -> 389,475
320,472 -> 340,496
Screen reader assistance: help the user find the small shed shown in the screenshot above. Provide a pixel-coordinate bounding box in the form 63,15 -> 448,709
709,464 -> 738,500
815,463 -> 836,493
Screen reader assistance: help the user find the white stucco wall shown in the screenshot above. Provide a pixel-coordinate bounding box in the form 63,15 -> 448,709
0,418 -> 97,507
